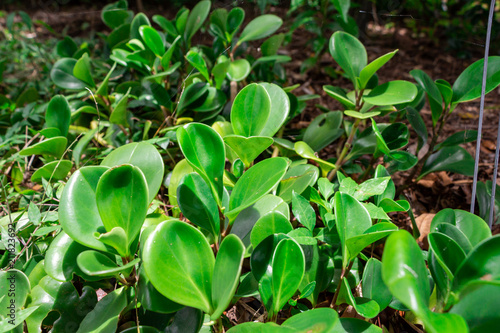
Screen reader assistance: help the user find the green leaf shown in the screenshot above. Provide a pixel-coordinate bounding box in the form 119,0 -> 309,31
177,172 -> 220,238
73,53 -> 95,88
226,157 -> 288,220
168,159 -> 194,213
419,146 -> 474,179
59,166 -> 111,252
382,230 -> 468,333
227,59 -> 251,82
56,35 -> 78,57
430,209 -> 491,247
110,88 -> 130,127
294,141 -> 336,175
44,231 -> 95,282
250,212 -> 293,248
143,220 -> 214,314
257,82 -> 290,137
74,127 -> 99,168
334,192 -> 372,268
450,284 -> 500,333
277,164 -> 319,203
353,177 -> 390,201
50,58 -> 86,90
332,0 -> 350,23
344,110 -> 380,119
339,278 -> 379,318
212,60 -> 230,89
76,287 -> 127,333
186,49 -> 210,82
346,223 -> 398,262
184,0 -> 211,43
238,14 -> 282,44
177,123 -> 225,205
101,1 -> 132,29
76,250 -> 139,277
435,130 -> 477,150
331,318 -> 382,333
161,35 -> 181,70
329,31 -> 367,86
281,307 -> 339,332
251,233 -> 290,283
261,33 -> 284,56
323,85 -> 356,109
137,266 -> 183,314
453,235 -> 500,293
363,81 -> 417,106
359,50 -> 398,89
101,141 -> 164,204
130,13 -> 151,41
406,106 -> 428,151
224,135 -> 273,168
362,258 -> 392,311
0,269 -> 30,330
31,160 -> 72,183
211,234 -> 245,319
433,223 -> 473,254
140,26 -> 165,57
19,137 -> 67,159
452,56 -> 500,104
292,192 -> 316,232
269,238 -> 305,317
231,83 -> 271,137
45,95 -> 71,137
303,111 -> 343,152
96,164 -> 148,255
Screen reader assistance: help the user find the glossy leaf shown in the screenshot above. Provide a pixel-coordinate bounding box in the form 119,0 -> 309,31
59,166 -> 110,252
359,50 -> 397,89
362,258 -> 392,311
211,234 -> 245,319
143,220 -> 214,314
277,163 -> 319,203
186,49 -> 210,82
73,53 -> 95,87
31,160 -> 72,183
331,318 -> 382,333
231,83 -> 271,137
45,95 -> 71,137
323,85 -> 356,108
258,82 -> 290,137
137,266 -> 183,314
292,192 -> 316,232
227,59 -> 251,82
77,250 -> 139,277
250,212 -> 293,248
168,159 -> 194,212
334,192 -> 372,268
419,146 -> 474,179
177,172 -> 219,238
329,31 -> 367,85
339,278 -> 379,318
435,130 -> 477,150
140,26 -> 165,57
238,15 -> 282,44
226,157 -> 288,220
96,164 -> 148,255
453,235 -> 500,293
363,80 -> 417,106
19,137 -> 67,159
110,88 -> 130,127
294,141 -> 336,175
429,232 -> 466,279
269,238 -> 305,316
130,13 -> 151,41
406,106 -> 428,151
452,56 -> 500,104
344,110 -> 380,119
281,307 -> 339,332
50,58 -> 86,90
224,135 -> 273,168
101,141 -> 164,204
76,287 -> 127,333
0,269 -> 30,330
346,222 -> 398,262
303,111 -> 343,152
177,123 -> 225,205
184,0 -> 211,42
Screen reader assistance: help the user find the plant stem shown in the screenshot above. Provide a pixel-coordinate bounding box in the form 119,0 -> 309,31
329,261 -> 354,309
328,118 -> 361,181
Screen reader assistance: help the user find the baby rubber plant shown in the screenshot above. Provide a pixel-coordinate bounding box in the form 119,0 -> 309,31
381,209 -> 500,333
317,31 -> 418,180
399,57 -> 500,192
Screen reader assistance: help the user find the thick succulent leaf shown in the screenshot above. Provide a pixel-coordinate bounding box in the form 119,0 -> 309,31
211,234 -> 245,319
329,31 -> 367,85
137,266 -> 183,314
419,146 -> 474,179
50,58 -> 86,90
226,157 -> 288,220
19,137 -> 67,159
250,212 -> 293,248
177,123 -> 225,205
59,166 -> 111,252
31,160 -> 72,183
362,258 -> 392,311
224,135 -> 273,168
143,220 -> 214,314
96,164 -> 148,254
184,0 -> 211,42
303,111 -> 343,152
76,250 -> 139,277
231,83 -> 271,137
177,172 -> 220,238
359,50 -> 397,89
363,81 -> 417,106
258,83 -> 290,137
238,14 -> 282,44
45,95 -> 71,137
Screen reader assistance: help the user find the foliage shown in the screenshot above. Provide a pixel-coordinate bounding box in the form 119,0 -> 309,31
1,1 -> 500,333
